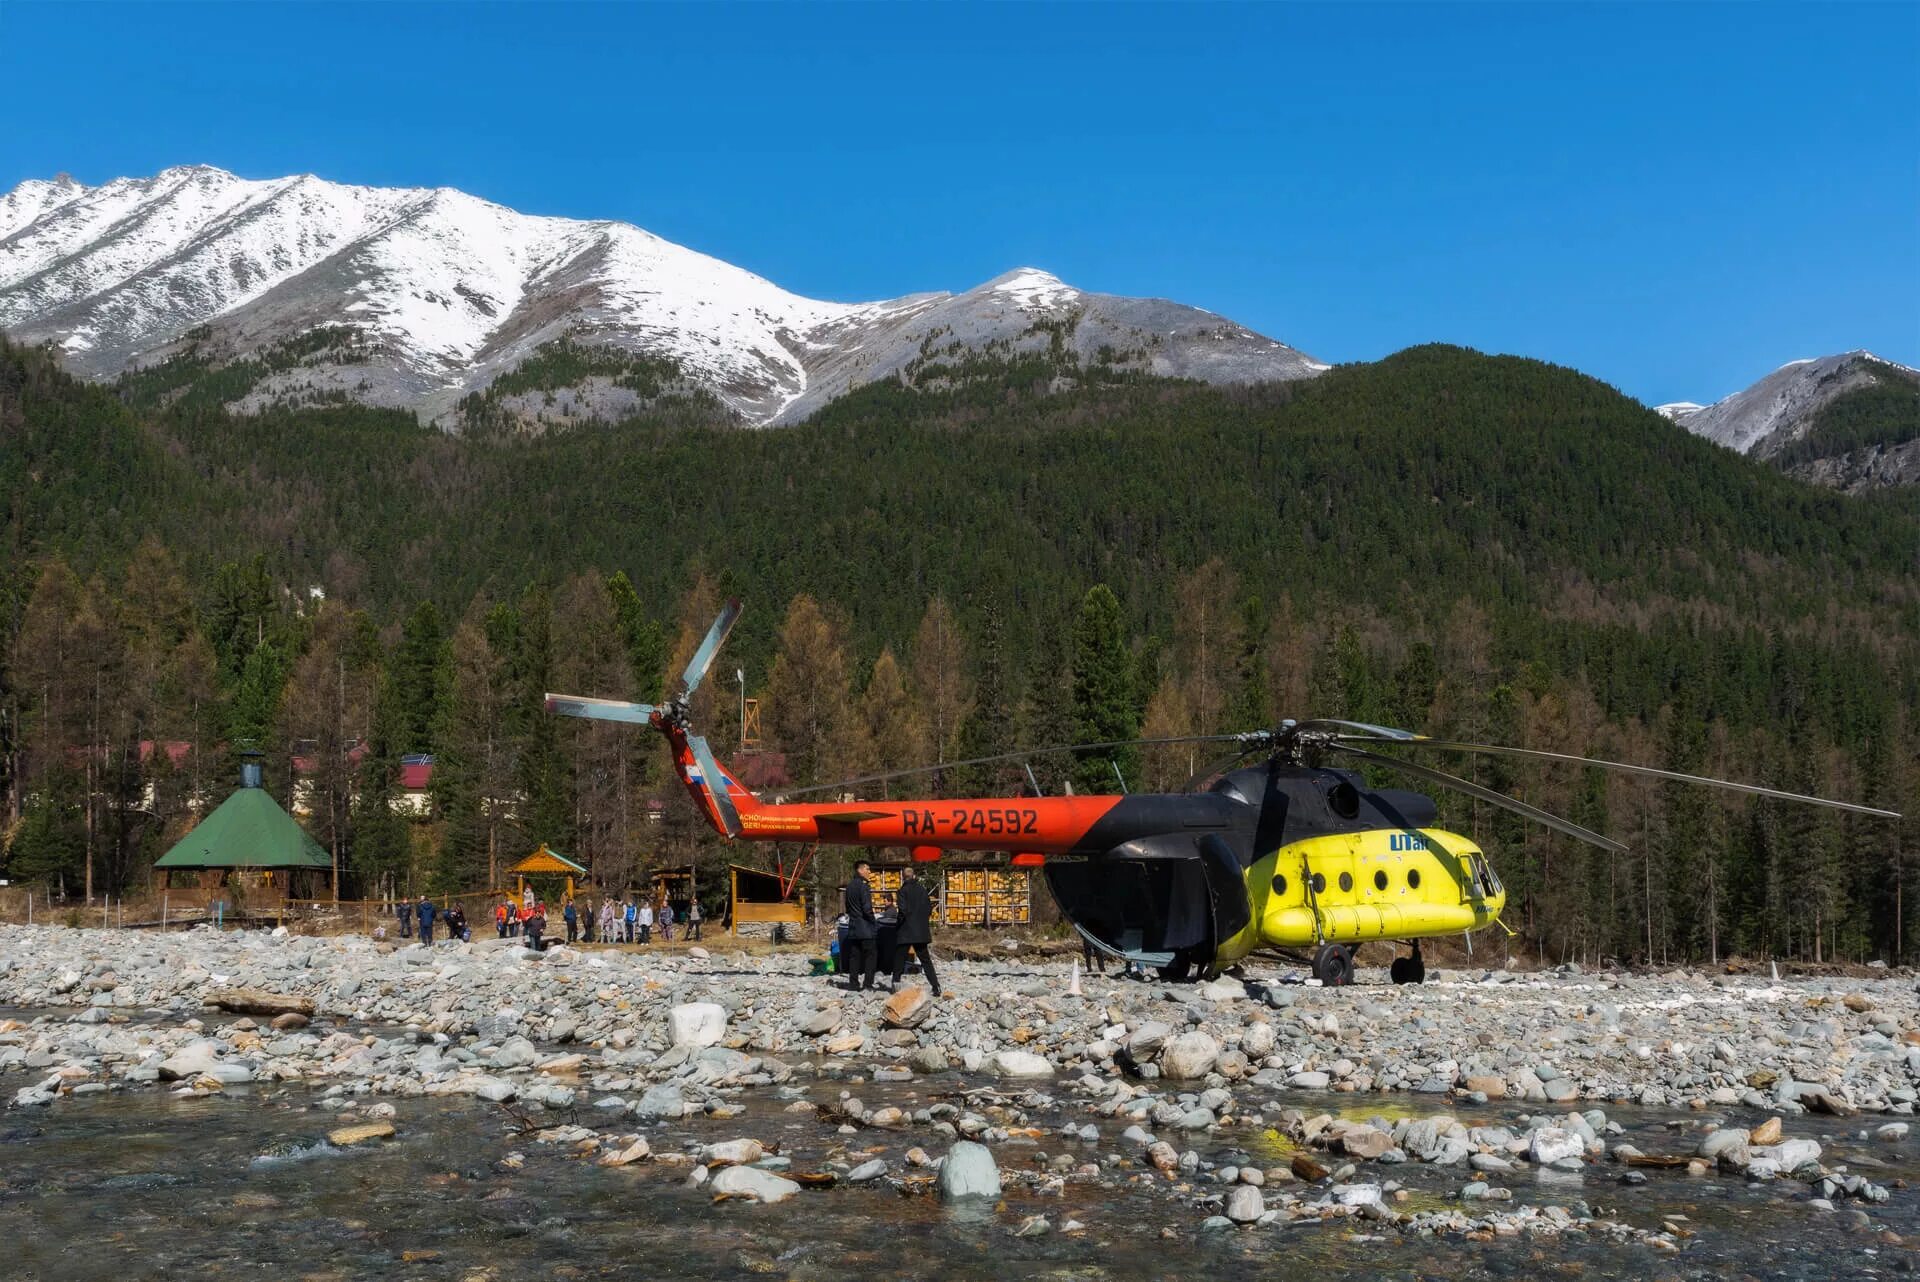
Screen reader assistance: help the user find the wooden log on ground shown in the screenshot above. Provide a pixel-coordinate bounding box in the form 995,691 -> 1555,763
208,987 -> 314,1017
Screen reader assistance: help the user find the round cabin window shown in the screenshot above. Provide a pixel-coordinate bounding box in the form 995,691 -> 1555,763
1408,868 -> 1422,890
1271,874 -> 1288,896
1374,869 -> 1388,891
1310,873 -> 1326,895
1338,871 -> 1354,893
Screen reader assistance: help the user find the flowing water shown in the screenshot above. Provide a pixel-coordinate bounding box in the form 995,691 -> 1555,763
5,1052 -> 1915,1280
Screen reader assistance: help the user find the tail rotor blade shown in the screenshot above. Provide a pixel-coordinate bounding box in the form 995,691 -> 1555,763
688,733 -> 743,838
1330,742 -> 1629,854
679,599 -> 742,700
545,694 -> 658,725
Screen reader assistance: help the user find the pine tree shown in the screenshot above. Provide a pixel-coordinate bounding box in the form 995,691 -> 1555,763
1071,585 -> 1138,794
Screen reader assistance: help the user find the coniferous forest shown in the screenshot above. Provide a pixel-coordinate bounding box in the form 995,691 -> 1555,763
3,335 -> 1917,964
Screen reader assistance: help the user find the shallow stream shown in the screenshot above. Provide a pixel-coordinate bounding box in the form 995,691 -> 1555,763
6,1050 -> 1915,1281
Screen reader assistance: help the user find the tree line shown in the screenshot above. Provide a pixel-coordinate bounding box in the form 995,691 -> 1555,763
2,334 -> 1917,961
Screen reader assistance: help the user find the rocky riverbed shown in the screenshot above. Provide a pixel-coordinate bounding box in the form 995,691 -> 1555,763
3,924 -> 1917,1278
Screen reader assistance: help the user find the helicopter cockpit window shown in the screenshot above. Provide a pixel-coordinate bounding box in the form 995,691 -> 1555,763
1471,853 -> 1502,896
1408,868 -> 1422,890
1328,781 -> 1360,819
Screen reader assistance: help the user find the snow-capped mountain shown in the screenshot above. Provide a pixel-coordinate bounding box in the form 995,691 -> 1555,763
0,166 -> 1326,426
1663,352 -> 1920,491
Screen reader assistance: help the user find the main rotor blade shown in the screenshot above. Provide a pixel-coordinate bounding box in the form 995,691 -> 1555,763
1181,745 -> 1256,794
687,733 -> 743,838
1336,736 -> 1902,819
545,694 -> 658,725
1296,718 -> 1424,741
775,734 -> 1245,799
679,598 -> 742,700
1329,742 -> 1629,854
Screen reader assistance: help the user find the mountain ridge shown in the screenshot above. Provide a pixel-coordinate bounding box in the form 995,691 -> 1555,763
1664,351 -> 1920,491
0,165 -> 1325,426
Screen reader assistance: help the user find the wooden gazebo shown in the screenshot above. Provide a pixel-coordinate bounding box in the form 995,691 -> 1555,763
507,844 -> 587,903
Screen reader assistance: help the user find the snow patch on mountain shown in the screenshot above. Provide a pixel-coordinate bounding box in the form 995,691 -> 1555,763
0,166 -> 1325,426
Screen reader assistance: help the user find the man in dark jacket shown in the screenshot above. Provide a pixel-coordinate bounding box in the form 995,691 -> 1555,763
842,860 -> 880,992
416,894 -> 436,945
563,899 -> 578,943
397,898 -> 414,939
889,865 -> 940,996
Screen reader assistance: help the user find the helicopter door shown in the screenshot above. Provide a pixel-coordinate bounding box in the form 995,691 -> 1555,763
1198,835 -> 1252,943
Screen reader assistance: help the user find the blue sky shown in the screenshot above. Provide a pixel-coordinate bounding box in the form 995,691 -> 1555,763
3,1 -> 1914,405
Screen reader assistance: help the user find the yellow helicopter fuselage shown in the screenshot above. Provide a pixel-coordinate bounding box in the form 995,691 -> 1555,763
1217,827 -> 1505,965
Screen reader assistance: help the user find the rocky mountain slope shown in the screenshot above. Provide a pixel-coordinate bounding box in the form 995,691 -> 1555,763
1662,352 -> 1920,492
0,166 -> 1325,426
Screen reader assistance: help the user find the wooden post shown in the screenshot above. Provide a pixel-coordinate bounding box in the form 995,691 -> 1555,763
162,892 -> 168,932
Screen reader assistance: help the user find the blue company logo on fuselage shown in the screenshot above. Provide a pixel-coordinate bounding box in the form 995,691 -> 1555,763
1388,832 -> 1428,852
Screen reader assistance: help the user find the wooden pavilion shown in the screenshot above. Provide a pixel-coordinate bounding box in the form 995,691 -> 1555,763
507,844 -> 587,903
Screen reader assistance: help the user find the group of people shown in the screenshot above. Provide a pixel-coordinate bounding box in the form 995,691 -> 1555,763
840,860 -> 941,997
585,893 -> 704,944
493,892 -> 551,948
395,894 -> 470,944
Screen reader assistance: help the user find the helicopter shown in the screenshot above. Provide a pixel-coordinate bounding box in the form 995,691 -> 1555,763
547,601 -> 1901,985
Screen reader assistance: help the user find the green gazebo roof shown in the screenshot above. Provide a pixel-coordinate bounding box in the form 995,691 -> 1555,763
154,786 -> 331,870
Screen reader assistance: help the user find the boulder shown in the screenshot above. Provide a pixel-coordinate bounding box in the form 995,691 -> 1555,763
668,1002 -> 727,1049
1527,1127 -> 1585,1165
208,988 -> 314,1018
701,1139 -> 765,1167
632,1083 -> 688,1119
712,1165 -> 801,1204
1241,1022 -> 1276,1058
1339,1126 -> 1394,1160
991,1050 -> 1054,1079
156,1041 -> 224,1081
471,1076 -> 516,1103
1697,1128 -> 1750,1161
1462,1075 -> 1507,1099
327,1121 -> 395,1147
1755,1138 -> 1822,1171
1225,1184 -> 1264,1223
1127,1021 -> 1174,1056
1750,1116 -> 1783,1146
936,1141 -> 1002,1202
1287,1070 -> 1331,1090
598,1138 -> 651,1166
882,987 -> 934,1029
1160,1031 -> 1220,1081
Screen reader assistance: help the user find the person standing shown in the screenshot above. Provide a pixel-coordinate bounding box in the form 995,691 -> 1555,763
397,898 -> 414,940
889,866 -> 941,996
416,894 -> 437,945
563,898 -> 578,944
658,901 -> 673,944
637,898 -> 654,945
688,898 -> 703,941
495,900 -> 509,939
843,860 -> 879,992
624,897 -> 638,943
526,902 -> 545,951
601,898 -> 617,944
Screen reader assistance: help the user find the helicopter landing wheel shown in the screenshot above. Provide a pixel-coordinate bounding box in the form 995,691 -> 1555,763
1312,942 -> 1353,987
1390,946 -> 1428,985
